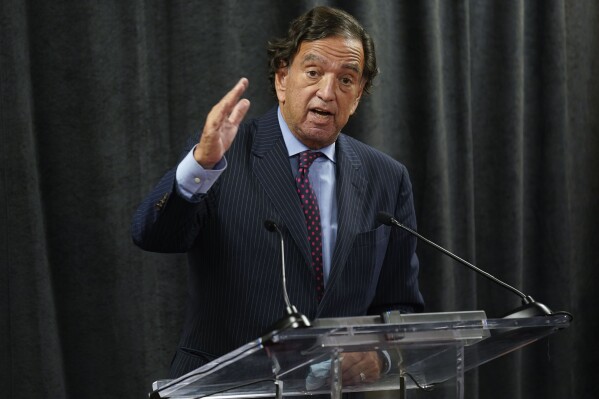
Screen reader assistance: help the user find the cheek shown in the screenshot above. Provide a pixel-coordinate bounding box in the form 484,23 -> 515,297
341,99 -> 356,116
293,93 -> 310,109
347,96 -> 360,114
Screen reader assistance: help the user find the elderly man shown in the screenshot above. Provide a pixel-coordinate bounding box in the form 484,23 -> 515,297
132,6 -> 424,385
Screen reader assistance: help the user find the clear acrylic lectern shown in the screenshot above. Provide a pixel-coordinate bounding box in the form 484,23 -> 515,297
150,311 -> 571,399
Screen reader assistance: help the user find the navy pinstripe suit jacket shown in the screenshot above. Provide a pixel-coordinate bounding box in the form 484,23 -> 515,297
132,107 -> 424,377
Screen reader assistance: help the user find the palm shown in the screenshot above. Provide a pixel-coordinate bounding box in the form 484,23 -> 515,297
195,78 -> 251,169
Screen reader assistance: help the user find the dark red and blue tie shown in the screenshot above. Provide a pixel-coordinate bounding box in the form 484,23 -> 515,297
296,151 -> 325,301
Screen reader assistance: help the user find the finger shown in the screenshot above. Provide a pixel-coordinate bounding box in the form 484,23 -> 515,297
228,98 -> 251,127
203,78 -> 249,137
342,367 -> 374,386
340,353 -> 365,384
213,78 -> 249,122
340,352 -> 363,372
341,353 -> 381,385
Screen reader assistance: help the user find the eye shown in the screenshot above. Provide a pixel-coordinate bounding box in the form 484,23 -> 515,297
306,70 -> 319,78
341,77 -> 353,85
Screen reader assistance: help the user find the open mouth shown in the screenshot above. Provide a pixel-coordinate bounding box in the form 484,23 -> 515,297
310,108 -> 333,117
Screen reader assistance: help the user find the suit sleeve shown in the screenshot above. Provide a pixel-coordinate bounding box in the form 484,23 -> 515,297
130,140 -> 214,253
370,164 -> 425,314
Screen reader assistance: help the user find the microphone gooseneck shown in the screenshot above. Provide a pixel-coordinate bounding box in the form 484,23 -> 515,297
264,220 -> 294,310
262,220 -> 310,342
376,211 -> 554,318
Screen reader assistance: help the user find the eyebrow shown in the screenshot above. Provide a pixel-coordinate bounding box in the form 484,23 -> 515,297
302,53 -> 362,75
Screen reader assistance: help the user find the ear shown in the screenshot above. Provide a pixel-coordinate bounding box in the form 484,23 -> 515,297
274,67 -> 289,103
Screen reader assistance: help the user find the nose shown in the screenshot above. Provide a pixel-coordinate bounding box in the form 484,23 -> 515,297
316,74 -> 335,102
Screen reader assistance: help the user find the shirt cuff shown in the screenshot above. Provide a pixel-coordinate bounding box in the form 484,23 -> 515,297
175,146 -> 226,201
379,350 -> 392,374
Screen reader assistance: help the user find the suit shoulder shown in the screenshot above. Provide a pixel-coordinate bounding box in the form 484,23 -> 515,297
233,107 -> 278,142
226,115 -> 260,153
339,134 -> 409,174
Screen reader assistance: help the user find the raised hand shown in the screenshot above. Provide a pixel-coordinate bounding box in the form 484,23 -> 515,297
194,78 -> 251,169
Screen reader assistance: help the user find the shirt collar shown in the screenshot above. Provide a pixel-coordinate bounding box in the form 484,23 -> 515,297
277,107 -> 336,163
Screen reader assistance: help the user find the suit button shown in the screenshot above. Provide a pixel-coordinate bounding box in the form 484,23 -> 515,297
155,193 -> 169,210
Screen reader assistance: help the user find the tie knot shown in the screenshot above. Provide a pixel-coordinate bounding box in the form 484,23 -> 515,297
298,151 -> 323,171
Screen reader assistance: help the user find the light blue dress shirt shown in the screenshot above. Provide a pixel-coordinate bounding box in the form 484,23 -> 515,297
175,107 -> 338,285
277,108 -> 338,286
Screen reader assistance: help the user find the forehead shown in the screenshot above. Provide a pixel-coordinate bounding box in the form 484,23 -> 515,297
294,36 -> 364,72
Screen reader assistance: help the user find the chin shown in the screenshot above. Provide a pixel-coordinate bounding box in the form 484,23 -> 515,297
304,132 -> 339,149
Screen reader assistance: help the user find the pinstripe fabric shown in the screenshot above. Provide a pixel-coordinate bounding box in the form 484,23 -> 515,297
131,107 -> 424,378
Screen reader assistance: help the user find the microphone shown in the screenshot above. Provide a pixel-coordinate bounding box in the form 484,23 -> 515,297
262,220 -> 310,341
376,211 -> 554,318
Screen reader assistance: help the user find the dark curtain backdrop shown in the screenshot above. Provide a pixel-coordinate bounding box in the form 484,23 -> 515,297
2,0 -> 597,398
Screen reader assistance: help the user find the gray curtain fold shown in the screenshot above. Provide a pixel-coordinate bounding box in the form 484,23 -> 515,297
1,0 -> 597,398
1,1 -> 67,397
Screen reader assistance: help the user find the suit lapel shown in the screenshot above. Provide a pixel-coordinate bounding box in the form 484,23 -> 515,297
251,111 -> 368,310
251,108 -> 312,265
320,135 -> 367,307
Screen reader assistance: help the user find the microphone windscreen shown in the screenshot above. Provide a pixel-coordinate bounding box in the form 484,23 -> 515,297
376,211 -> 394,226
264,220 -> 278,232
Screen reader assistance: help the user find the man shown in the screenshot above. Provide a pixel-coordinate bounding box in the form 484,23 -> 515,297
132,6 -> 424,386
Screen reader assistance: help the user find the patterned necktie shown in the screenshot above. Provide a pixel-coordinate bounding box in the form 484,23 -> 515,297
296,151 -> 325,301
